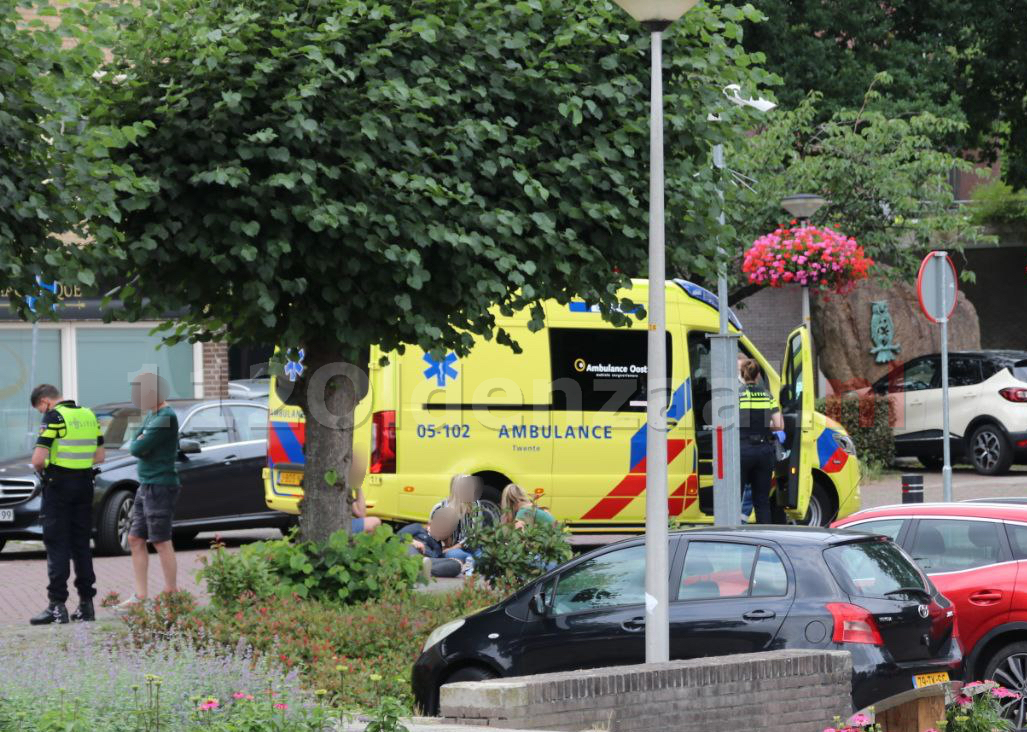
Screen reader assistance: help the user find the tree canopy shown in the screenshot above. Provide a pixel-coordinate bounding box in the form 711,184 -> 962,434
744,0 -> 1027,188
722,86 -> 986,303
68,0 -> 773,540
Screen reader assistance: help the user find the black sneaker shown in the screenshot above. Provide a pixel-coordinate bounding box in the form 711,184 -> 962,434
29,603 -> 69,626
70,599 -> 95,622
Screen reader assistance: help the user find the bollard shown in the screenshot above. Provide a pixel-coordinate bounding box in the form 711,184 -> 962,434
902,474 -> 925,504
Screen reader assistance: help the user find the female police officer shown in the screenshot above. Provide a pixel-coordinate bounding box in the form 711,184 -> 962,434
738,359 -> 784,524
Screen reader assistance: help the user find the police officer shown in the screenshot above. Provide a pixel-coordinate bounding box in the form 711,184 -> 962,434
28,384 -> 104,625
737,360 -> 784,524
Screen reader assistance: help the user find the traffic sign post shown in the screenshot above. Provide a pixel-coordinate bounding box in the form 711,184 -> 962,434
916,251 -> 958,502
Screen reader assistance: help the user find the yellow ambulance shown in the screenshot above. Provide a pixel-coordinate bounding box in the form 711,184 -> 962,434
264,279 -> 861,529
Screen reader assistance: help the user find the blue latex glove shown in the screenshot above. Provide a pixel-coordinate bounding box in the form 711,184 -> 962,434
774,430 -> 786,444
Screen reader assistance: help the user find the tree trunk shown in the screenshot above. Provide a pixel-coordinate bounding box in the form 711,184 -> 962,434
296,341 -> 365,545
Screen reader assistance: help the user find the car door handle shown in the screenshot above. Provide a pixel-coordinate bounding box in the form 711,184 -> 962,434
622,617 -> 646,632
221,454 -> 237,465
969,590 -> 1003,605
743,609 -> 777,621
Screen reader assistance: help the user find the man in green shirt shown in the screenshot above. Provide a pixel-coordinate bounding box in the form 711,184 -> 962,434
116,373 -> 181,612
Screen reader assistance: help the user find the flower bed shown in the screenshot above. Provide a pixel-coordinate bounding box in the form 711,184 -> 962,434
743,224 -> 873,293
114,584 -> 502,713
0,622 -> 320,731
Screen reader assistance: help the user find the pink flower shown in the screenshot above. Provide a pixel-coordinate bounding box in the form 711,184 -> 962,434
993,687 -> 1020,699
848,713 -> 871,727
275,703 -> 289,710
955,694 -> 973,707
198,699 -> 220,711
232,692 -> 247,700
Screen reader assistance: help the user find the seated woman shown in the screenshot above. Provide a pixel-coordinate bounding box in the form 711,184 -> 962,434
428,474 -> 493,564
501,483 -> 555,528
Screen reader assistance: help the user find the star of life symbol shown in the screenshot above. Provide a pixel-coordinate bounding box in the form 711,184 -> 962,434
423,352 -> 458,387
285,349 -> 305,382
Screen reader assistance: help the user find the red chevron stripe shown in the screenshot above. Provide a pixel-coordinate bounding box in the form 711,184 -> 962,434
582,439 -> 694,521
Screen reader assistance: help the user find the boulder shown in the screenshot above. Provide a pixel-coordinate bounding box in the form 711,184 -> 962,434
811,277 -> 981,391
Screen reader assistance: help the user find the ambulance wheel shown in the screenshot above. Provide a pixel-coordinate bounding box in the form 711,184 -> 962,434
792,482 -> 836,527
474,472 -> 505,526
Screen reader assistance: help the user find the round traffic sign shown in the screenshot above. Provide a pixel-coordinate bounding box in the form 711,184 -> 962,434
916,251 -> 958,324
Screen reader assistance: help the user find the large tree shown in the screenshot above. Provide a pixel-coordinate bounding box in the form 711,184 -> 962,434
70,0 -> 772,543
720,85 -> 988,301
744,1 -> 1027,188
0,1 -> 111,302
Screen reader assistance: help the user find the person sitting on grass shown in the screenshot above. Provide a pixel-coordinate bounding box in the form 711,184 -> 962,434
501,483 -> 555,529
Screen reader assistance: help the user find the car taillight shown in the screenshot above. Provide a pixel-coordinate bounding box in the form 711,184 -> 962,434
826,603 -> 883,645
1000,387 -> 1027,402
370,410 -> 396,474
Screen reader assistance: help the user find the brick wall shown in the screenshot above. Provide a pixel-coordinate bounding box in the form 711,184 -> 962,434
735,286 -> 803,365
201,342 -> 229,398
440,650 -> 852,732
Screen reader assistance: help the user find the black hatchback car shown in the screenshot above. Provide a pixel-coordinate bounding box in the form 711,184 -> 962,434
0,398 -> 293,554
413,526 -> 962,715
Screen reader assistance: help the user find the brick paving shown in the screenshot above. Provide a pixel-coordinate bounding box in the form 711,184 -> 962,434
0,529 -> 278,626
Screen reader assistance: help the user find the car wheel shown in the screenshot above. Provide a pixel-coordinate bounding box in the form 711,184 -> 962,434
918,455 -> 943,471
97,489 -> 135,555
970,424 -> 1013,476
433,665 -> 498,715
789,482 -> 835,527
984,642 -> 1027,729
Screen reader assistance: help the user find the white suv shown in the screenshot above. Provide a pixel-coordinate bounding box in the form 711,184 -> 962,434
870,350 -> 1027,475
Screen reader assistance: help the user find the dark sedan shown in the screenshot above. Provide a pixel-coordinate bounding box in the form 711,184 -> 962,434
0,398 -> 292,554
412,526 -> 962,715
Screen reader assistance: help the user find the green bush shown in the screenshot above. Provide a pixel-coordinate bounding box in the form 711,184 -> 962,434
464,518 -> 573,593
196,539 -> 277,607
969,179 -> 1027,226
197,526 -> 423,607
817,394 -> 894,469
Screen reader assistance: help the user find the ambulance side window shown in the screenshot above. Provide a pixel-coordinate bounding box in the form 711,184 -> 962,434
549,328 -> 671,412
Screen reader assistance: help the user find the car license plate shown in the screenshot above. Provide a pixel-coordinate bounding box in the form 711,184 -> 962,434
278,471 -> 303,487
0,508 -> 13,522
913,672 -> 949,688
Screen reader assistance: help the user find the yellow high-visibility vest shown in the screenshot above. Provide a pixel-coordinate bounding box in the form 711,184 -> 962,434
46,404 -> 100,470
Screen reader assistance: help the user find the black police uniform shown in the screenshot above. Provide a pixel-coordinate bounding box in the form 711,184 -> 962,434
31,400 -> 102,624
738,383 -> 780,524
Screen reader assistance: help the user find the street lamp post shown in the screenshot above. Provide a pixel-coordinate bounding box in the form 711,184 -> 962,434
709,85 -> 775,528
780,194 -> 827,393
610,0 -> 698,664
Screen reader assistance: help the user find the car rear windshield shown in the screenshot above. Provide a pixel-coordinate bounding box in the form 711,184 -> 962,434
823,539 -> 928,599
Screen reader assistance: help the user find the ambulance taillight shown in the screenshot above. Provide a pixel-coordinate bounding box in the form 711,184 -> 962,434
370,410 -> 396,474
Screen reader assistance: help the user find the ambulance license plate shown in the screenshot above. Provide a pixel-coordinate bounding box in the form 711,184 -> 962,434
913,672 -> 949,689
278,471 -> 304,487
0,509 -> 13,522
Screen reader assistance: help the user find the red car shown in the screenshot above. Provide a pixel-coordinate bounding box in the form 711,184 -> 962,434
834,502 -> 1027,726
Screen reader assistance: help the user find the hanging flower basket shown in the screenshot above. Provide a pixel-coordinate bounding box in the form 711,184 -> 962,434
742,224 -> 873,294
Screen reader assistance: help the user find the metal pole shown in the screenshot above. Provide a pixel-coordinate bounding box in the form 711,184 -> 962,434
644,28 -> 669,664
936,251 -> 953,501
710,142 -> 741,526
